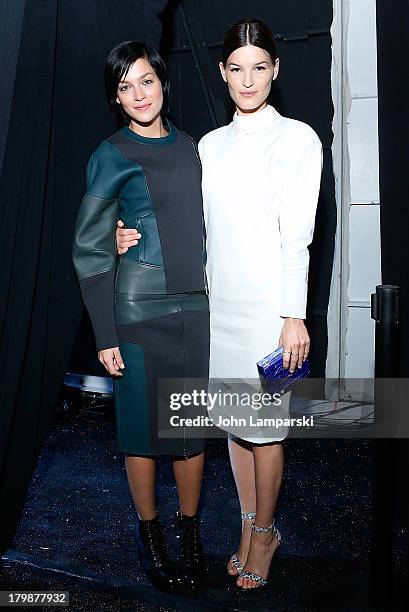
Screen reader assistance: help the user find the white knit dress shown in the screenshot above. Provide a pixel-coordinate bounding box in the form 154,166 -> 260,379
198,105 -> 323,443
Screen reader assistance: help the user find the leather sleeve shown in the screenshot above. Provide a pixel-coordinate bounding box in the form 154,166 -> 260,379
72,142 -> 120,351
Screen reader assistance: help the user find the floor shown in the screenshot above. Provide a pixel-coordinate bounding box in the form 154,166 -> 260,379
0,396 -> 406,611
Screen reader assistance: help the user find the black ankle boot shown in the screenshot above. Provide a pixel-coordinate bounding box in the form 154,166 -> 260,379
177,510 -> 206,589
135,514 -> 182,590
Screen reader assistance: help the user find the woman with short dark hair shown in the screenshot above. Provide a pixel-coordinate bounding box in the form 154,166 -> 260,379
72,40 -> 209,591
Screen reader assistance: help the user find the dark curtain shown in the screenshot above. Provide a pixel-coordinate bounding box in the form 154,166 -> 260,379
374,2 -> 409,607
0,0 -> 168,556
376,0 -> 409,376
0,0 -> 335,557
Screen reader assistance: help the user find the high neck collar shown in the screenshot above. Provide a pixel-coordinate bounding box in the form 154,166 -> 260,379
230,104 -> 280,136
122,117 -> 177,146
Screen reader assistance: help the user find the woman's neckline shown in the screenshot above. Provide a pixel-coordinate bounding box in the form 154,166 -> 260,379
231,104 -> 280,136
122,117 -> 177,146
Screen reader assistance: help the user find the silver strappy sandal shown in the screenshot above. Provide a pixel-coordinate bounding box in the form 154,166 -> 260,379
238,518 -> 281,588
228,511 -> 256,575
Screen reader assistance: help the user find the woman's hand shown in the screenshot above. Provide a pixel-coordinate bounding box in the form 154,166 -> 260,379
116,219 -> 141,255
98,347 -> 125,376
278,318 -> 310,372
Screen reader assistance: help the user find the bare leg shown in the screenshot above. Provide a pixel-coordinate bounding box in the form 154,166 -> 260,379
172,451 -> 204,516
237,441 -> 284,589
226,435 -> 257,575
125,454 -> 157,520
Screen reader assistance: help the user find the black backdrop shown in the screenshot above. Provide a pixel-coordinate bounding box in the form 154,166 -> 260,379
375,2 -> 409,606
376,1 -> 409,377
1,0 -> 336,556
0,0 -> 168,556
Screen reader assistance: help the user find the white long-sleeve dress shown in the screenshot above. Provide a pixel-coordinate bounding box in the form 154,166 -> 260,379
198,104 -> 323,443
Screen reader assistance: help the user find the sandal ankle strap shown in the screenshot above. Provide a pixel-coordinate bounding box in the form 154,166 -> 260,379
251,522 -> 273,533
251,518 -> 282,544
241,511 -> 256,521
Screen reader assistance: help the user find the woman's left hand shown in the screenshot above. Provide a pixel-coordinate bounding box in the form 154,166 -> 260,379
278,318 -> 310,372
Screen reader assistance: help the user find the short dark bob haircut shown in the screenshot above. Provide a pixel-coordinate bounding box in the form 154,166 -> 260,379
104,41 -> 171,127
222,18 -> 278,66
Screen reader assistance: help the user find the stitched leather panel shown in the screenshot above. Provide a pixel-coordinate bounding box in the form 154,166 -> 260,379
72,194 -> 118,280
115,292 -> 209,326
115,259 -> 166,294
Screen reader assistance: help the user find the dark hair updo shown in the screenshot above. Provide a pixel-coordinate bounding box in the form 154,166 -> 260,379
222,18 -> 278,66
104,40 -> 171,127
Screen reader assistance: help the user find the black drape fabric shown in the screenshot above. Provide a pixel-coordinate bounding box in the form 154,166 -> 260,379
0,0 -> 58,554
0,0 -> 168,556
375,3 -> 409,608
0,0 -> 26,175
376,1 -> 409,376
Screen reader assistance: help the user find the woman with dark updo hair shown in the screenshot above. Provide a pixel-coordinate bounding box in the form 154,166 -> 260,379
199,18 -> 322,590
116,19 -> 323,591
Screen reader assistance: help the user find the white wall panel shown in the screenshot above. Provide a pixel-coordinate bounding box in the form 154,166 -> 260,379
345,306 -> 375,379
348,204 -> 381,302
347,0 -> 378,97
348,97 -> 379,203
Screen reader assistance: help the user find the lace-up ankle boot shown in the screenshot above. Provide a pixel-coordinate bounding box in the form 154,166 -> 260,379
177,510 -> 206,589
135,514 -> 182,590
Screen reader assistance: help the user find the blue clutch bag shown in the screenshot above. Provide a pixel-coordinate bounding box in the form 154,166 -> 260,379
257,346 -> 310,394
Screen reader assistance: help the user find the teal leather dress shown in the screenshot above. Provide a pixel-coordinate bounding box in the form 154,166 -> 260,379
72,120 -> 209,456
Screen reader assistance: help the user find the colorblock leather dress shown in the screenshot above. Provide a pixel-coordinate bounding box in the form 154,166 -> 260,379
72,120 -> 209,456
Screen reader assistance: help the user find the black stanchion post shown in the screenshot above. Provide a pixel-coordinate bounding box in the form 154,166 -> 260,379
370,285 -> 399,610
371,285 -> 400,378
